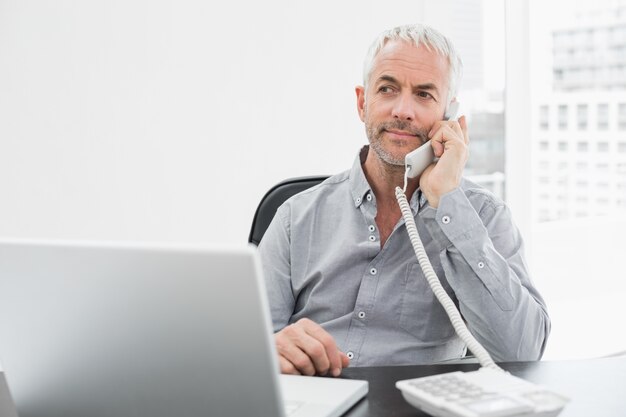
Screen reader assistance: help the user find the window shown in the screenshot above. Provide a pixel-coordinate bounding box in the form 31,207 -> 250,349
619,103 -> 626,130
597,103 -> 609,130
526,0 -> 626,361
558,104 -> 568,130
577,104 -> 588,130
540,105 -> 550,130
539,141 -> 549,151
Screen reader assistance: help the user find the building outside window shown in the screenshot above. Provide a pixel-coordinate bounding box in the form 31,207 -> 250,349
619,103 -> 626,130
540,105 -> 549,130
558,104 -> 568,130
597,103 -> 609,130
577,104 -> 588,130
528,0 -> 626,360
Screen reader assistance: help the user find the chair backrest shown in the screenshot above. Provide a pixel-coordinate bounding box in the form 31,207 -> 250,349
249,176 -> 329,246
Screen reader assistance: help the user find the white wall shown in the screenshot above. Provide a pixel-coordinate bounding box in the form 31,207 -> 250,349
0,0 -> 476,245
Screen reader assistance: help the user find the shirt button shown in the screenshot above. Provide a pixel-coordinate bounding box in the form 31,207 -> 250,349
368,235 -> 376,242
355,197 -> 361,204
366,194 -> 373,201
442,215 -> 451,224
478,261 -> 485,269
370,268 -> 377,275
358,311 -> 366,319
346,352 -> 354,360
368,225 -> 376,232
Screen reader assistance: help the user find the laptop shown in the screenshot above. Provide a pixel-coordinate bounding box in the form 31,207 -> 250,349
0,239 -> 367,417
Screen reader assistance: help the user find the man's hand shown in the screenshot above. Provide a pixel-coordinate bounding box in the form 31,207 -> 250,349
419,115 -> 469,208
274,318 -> 350,377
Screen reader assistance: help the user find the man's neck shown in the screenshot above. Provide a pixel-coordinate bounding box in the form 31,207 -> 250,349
362,147 -> 419,248
362,148 -> 420,204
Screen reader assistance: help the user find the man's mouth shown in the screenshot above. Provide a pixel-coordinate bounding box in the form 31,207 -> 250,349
376,122 -> 429,145
385,129 -> 417,138
383,129 -> 429,145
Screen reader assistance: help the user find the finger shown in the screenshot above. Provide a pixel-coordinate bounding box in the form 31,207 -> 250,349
442,125 -> 463,149
428,122 -> 446,156
448,120 -> 464,140
429,125 -> 463,158
276,325 -> 320,375
276,334 -> 318,376
279,355 -> 301,375
431,137 -> 445,157
458,115 -> 469,145
303,320 -> 342,376
429,121 -> 462,147
340,351 -> 351,368
297,332 -> 332,375
280,319 -> 334,375
437,125 -> 466,148
428,120 -> 445,139
428,118 -> 461,137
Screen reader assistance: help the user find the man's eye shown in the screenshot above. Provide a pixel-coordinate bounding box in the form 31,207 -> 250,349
378,86 -> 394,93
417,91 -> 434,99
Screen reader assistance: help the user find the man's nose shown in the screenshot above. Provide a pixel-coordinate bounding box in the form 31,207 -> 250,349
391,93 -> 416,121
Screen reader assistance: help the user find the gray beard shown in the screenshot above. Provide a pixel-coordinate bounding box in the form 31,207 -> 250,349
366,120 -> 429,166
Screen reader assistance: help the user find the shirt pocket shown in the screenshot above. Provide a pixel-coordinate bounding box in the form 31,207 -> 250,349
398,263 -> 456,344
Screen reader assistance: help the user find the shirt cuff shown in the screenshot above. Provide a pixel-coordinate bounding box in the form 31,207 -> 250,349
418,187 -> 484,251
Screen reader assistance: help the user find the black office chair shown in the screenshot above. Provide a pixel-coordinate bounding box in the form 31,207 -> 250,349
248,176 -> 329,246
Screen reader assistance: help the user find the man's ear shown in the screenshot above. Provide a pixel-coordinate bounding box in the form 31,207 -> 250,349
355,85 -> 366,122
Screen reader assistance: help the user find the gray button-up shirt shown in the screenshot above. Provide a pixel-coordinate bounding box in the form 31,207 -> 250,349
259,147 -> 550,366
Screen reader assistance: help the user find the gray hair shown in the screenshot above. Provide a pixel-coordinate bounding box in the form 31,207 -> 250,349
363,24 -> 463,104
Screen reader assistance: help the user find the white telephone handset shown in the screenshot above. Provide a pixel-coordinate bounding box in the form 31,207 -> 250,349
394,101 -> 569,416
404,101 -> 459,179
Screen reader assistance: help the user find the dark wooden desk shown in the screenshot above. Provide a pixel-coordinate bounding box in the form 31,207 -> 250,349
340,356 -> 626,417
1,357 -> 624,416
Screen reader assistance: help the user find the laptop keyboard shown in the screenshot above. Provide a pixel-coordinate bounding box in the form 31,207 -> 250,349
284,400 -> 304,416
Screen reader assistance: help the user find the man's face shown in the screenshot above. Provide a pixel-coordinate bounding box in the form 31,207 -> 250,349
356,40 -> 450,166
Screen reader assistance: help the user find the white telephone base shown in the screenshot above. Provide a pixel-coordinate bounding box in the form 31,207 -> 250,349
396,368 -> 568,417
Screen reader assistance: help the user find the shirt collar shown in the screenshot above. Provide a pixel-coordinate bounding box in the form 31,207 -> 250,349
349,146 -> 372,207
348,145 -> 424,211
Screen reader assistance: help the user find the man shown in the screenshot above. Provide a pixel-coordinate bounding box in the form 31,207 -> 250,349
259,24 -> 550,377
